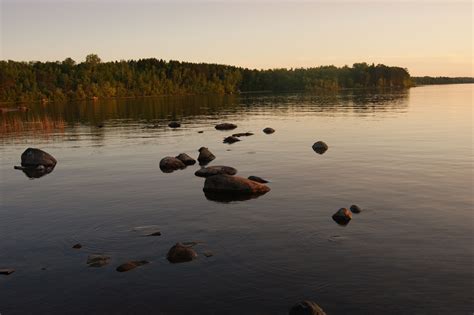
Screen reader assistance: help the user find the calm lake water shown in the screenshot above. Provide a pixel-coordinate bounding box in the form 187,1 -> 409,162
0,84 -> 472,314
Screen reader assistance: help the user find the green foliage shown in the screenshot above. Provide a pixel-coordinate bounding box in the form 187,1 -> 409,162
0,55 -> 412,103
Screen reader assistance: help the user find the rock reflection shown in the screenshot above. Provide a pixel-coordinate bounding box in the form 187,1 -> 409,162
14,165 -> 55,179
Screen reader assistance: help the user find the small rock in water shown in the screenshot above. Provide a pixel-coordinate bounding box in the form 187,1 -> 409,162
203,251 -> 214,258
87,254 -> 111,267
159,156 -> 186,173
312,141 -> 329,154
223,136 -> 241,144
332,208 -> 352,225
289,300 -> 327,315
195,166 -> 237,178
263,127 -> 275,134
0,269 -> 15,275
215,123 -> 237,130
232,132 -> 254,137
203,174 -> 270,195
168,121 -> 181,128
167,243 -> 198,263
146,231 -> 162,236
175,153 -> 196,165
116,260 -> 149,272
198,131 -> 204,133
350,204 -> 362,213
197,147 -> 216,165
72,243 -> 82,249
248,175 -> 269,183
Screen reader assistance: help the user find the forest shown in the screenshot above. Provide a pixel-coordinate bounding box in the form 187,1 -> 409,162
0,54 -> 413,103
412,76 -> 474,85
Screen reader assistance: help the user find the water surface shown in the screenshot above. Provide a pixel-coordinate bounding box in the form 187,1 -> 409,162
0,85 -> 473,314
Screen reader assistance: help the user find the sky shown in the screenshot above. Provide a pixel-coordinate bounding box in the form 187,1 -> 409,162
1,0 -> 472,76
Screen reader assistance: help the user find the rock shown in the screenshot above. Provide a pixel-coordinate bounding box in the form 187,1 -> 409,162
232,132 -> 254,137
116,260 -> 149,272
159,156 -> 186,173
203,251 -> 214,258
223,136 -> 241,144
263,127 -> 275,134
14,164 -> 55,179
0,269 -> 15,275
97,124 -> 104,128
167,243 -> 198,263
146,231 -> 161,236
197,147 -> 216,165
195,166 -> 237,178
215,123 -> 237,130
332,208 -> 352,225
198,131 -> 204,133
350,204 -> 362,214
168,121 -> 181,128
72,243 -> 82,249
21,148 -> 57,167
175,153 -> 196,165
203,174 -> 270,195
312,141 -> 328,154
248,175 -> 269,183
289,300 -> 327,315
87,254 -> 111,267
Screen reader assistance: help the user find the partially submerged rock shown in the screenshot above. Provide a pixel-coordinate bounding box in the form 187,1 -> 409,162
350,204 -> 362,214
203,174 -> 270,196
20,148 -> 57,167
197,147 -> 216,165
215,123 -> 237,130
146,231 -> 162,236
14,164 -> 55,179
87,254 -> 111,267
159,156 -> 186,173
223,136 -> 240,144
176,153 -> 196,165
168,121 -> 181,128
332,208 -> 352,225
203,251 -> 214,258
116,260 -> 149,272
232,132 -> 254,137
167,243 -> 198,263
72,243 -> 82,249
312,141 -> 329,154
0,269 -> 15,275
289,300 -> 327,315
248,175 -> 269,183
263,127 -> 275,134
195,166 -> 237,178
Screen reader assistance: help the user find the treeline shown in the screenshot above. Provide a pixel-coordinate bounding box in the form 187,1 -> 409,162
0,54 -> 412,103
412,76 -> 474,86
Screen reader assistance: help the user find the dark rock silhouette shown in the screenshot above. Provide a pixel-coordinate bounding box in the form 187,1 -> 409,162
203,174 -> 270,198
116,260 -> 149,272
248,175 -> 269,183
263,127 -> 275,134
168,121 -> 181,128
223,136 -> 241,144
176,153 -> 196,165
195,166 -> 237,177
159,157 -> 186,173
197,147 -> 216,165
20,148 -> 57,167
215,123 -> 237,130
14,165 -> 55,179
332,208 -> 352,225
0,269 -> 15,275
167,243 -> 198,263
289,300 -> 327,315
72,243 -> 82,249
312,141 -> 329,154
350,204 -> 362,213
232,132 -> 254,137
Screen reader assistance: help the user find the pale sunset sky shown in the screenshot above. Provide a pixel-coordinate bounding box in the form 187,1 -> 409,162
1,0 -> 472,76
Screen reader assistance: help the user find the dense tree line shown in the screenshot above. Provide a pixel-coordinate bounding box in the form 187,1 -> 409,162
0,54 -> 412,103
412,76 -> 474,86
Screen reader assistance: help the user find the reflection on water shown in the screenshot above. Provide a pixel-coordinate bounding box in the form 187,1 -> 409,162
0,85 -> 472,315
14,165 -> 56,179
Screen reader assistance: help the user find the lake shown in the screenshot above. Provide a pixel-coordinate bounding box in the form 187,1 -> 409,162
0,84 -> 472,314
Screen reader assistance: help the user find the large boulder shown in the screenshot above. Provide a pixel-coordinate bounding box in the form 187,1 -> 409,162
159,157 -> 186,173
197,147 -> 216,165
203,174 -> 270,195
332,208 -> 352,225
312,141 -> 328,154
195,166 -> 237,178
289,300 -> 327,315
21,148 -> 57,167
215,123 -> 237,130
167,243 -> 198,263
175,153 -> 196,165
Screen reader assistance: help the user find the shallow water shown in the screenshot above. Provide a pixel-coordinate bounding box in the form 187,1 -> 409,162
0,85 -> 472,314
